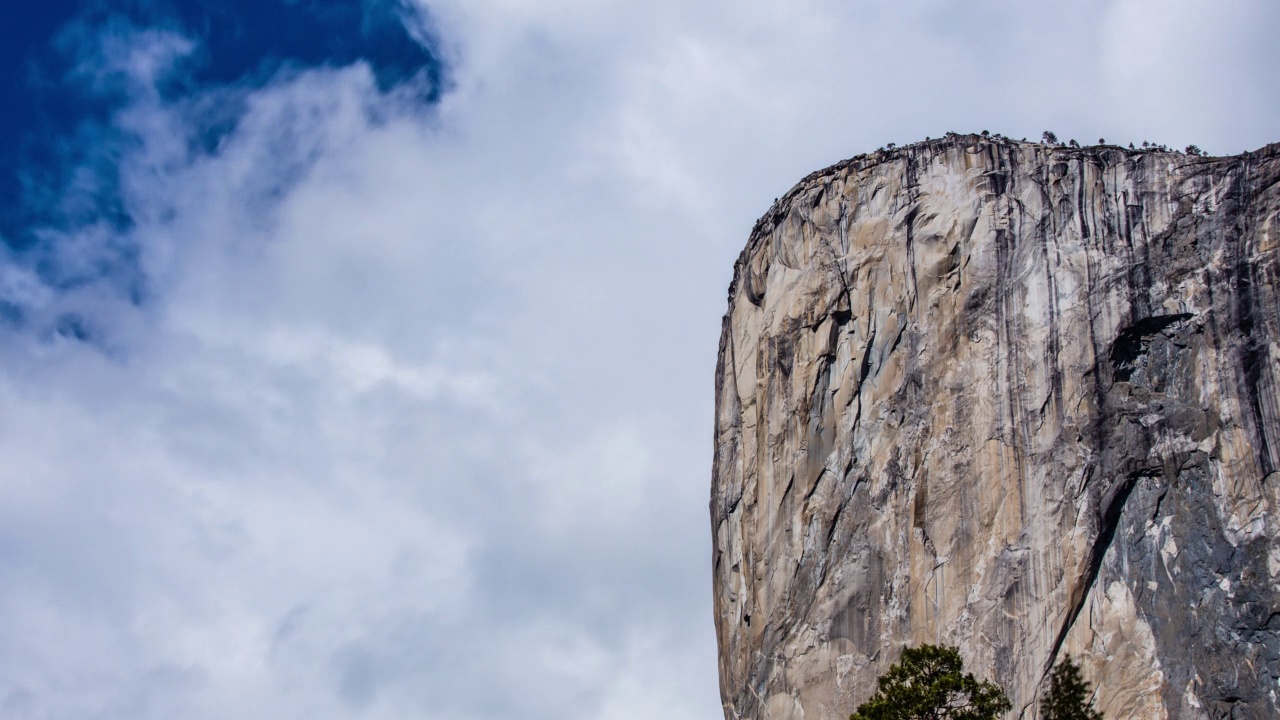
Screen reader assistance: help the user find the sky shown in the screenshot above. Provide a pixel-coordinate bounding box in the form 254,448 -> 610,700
0,1 -> 1276,719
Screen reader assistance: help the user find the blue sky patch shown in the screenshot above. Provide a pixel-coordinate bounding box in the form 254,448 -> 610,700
1,0 -> 444,251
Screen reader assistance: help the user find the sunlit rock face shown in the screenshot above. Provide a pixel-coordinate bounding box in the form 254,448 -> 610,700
711,136 -> 1280,720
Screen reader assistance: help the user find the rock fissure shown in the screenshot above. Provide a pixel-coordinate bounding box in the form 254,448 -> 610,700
1047,468 -> 1149,678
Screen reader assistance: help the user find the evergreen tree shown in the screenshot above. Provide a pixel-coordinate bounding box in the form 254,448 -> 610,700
1040,656 -> 1102,720
850,644 -> 1011,720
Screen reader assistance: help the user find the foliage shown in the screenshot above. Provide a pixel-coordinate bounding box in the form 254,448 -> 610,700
1185,144 -> 1204,156
1040,656 -> 1102,720
1041,131 -> 1058,144
850,644 -> 1011,720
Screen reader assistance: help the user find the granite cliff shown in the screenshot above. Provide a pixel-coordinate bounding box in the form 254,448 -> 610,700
711,135 -> 1280,719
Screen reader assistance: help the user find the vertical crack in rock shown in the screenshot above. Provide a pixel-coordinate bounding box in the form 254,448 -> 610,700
712,136 -> 1280,720
1044,468 -> 1148,677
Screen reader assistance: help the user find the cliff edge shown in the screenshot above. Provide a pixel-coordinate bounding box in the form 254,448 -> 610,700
711,135 -> 1280,719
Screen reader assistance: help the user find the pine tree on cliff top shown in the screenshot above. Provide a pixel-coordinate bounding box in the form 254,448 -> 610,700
1040,656 -> 1102,720
849,644 -> 1011,720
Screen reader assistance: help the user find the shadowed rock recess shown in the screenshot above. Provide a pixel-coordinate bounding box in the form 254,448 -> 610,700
711,135 -> 1280,720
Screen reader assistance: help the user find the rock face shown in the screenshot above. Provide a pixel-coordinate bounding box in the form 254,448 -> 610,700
711,136 -> 1280,720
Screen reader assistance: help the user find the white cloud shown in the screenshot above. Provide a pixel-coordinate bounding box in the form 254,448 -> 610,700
0,1 -> 1276,719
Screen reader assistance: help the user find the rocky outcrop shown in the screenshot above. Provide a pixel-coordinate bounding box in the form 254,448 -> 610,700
711,136 -> 1280,720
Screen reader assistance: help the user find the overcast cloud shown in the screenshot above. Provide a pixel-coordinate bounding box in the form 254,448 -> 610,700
0,1 -> 1277,719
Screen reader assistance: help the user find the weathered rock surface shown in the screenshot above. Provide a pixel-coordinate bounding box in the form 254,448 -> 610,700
711,136 -> 1280,720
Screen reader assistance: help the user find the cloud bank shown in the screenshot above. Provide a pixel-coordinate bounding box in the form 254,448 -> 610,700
0,1 -> 1276,719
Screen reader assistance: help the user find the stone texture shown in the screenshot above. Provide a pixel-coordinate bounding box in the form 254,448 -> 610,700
710,135 -> 1280,720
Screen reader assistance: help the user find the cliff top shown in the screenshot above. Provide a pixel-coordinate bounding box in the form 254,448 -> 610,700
733,134 -> 1280,304
755,133 -> 1280,238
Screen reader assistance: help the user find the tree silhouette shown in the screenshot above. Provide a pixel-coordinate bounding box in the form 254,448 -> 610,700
850,645 -> 1010,720
1040,656 -> 1102,720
